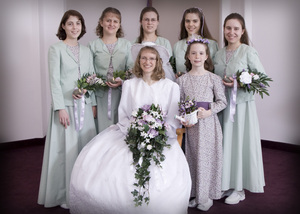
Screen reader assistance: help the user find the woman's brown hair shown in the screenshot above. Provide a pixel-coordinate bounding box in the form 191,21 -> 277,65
56,10 -> 86,40
184,41 -> 214,72
95,7 -> 124,38
179,7 -> 216,41
136,7 -> 160,43
223,13 -> 249,46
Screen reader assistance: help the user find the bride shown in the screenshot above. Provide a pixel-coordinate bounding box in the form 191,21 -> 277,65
69,43 -> 191,214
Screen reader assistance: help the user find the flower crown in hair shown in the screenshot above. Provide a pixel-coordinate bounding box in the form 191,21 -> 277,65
186,34 -> 210,45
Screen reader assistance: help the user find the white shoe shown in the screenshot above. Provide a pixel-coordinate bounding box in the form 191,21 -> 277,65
225,190 -> 245,205
197,199 -> 213,211
188,198 -> 197,208
221,189 -> 234,198
60,203 -> 69,209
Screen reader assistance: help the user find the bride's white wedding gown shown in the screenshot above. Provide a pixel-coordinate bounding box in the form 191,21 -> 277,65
69,77 -> 191,214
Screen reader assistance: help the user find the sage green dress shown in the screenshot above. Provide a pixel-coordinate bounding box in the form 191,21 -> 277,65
38,42 -> 97,208
89,38 -> 133,133
214,44 -> 266,193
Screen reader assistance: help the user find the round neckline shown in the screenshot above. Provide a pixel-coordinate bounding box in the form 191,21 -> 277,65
64,41 -> 79,47
187,71 -> 209,77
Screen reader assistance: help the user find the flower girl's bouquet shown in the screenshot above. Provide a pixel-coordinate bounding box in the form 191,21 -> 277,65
175,96 -> 198,125
125,104 -> 170,206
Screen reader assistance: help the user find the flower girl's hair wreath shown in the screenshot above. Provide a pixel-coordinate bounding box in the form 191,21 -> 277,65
184,34 -> 214,72
186,34 -> 210,45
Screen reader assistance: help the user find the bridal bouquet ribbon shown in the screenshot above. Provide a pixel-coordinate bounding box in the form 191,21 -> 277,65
125,104 -> 170,206
229,69 -> 273,122
73,73 -> 106,131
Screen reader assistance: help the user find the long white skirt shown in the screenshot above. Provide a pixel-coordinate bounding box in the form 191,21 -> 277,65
69,125 -> 191,214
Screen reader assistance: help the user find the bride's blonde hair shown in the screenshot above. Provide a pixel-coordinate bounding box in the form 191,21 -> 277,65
132,46 -> 165,81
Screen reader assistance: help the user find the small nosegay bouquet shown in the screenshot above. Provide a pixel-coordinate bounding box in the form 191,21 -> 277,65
175,96 -> 198,125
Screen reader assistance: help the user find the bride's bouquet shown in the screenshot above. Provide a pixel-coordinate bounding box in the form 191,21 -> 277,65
125,104 -> 170,206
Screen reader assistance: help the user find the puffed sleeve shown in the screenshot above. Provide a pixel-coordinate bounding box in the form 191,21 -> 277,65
48,45 -> 65,110
165,83 -> 181,139
209,74 -> 227,114
117,79 -> 133,134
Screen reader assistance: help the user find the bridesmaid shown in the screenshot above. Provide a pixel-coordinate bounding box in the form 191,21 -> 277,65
134,6 -> 172,57
134,6 -> 175,81
173,7 -> 218,75
214,13 -> 266,205
89,7 -> 133,133
38,10 -> 97,209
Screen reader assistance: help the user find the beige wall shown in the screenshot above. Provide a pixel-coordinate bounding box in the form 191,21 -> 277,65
251,0 -> 300,144
0,0 -> 299,145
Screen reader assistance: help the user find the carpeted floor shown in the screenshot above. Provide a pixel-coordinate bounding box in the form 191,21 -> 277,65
0,140 -> 299,214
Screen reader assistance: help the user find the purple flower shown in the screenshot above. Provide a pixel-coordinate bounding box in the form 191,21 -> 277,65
142,104 -> 151,112
259,83 -> 266,88
185,103 -> 191,108
155,118 -> 162,124
148,128 -> 159,138
138,119 -> 146,126
143,114 -> 155,123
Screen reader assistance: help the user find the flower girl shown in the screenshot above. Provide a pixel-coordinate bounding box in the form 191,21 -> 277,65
176,36 -> 227,211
